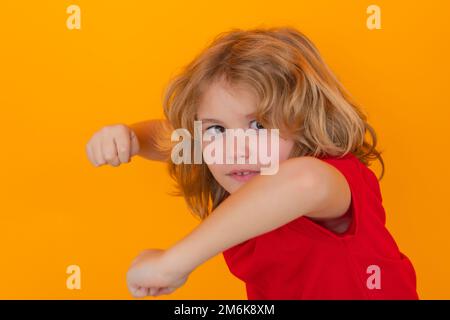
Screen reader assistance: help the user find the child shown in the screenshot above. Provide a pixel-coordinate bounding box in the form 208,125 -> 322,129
86,26 -> 419,299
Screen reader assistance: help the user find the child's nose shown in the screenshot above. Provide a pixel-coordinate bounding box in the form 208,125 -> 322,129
236,141 -> 250,161
225,135 -> 255,164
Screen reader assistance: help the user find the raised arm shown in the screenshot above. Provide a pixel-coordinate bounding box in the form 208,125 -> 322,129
86,119 -> 174,167
161,156 -> 351,276
129,119 -> 173,162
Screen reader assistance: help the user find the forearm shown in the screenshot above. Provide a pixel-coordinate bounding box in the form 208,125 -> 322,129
129,119 -> 173,162
162,157 -> 327,276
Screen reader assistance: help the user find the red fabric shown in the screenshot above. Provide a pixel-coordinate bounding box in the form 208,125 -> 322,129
222,153 -> 419,299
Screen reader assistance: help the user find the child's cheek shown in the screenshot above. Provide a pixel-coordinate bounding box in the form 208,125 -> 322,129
206,163 -> 231,190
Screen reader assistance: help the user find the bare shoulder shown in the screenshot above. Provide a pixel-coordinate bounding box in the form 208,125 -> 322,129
281,156 -> 352,220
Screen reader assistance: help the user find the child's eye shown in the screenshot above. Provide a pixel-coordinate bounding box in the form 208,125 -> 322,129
205,125 -> 226,135
249,120 -> 264,130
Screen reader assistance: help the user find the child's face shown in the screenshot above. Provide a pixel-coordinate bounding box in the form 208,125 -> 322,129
196,78 -> 294,194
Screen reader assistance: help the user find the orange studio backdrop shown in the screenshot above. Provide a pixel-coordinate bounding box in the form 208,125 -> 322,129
0,0 -> 449,299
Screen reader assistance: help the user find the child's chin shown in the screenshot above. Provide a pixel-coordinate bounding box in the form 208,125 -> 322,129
227,182 -> 244,194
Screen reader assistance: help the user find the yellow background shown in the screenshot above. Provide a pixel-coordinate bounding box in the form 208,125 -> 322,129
0,0 -> 449,299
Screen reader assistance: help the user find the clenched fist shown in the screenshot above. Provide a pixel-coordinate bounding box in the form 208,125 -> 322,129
85,124 -> 140,167
126,249 -> 190,298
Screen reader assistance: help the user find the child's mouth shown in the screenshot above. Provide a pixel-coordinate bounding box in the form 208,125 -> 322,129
227,170 -> 260,182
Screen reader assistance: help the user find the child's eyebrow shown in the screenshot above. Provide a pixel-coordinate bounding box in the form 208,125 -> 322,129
198,118 -> 225,125
198,113 -> 256,124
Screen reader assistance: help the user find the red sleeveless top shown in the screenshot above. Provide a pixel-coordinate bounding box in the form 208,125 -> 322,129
222,153 -> 419,299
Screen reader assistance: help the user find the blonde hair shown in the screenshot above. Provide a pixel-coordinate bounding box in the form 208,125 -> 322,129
159,26 -> 385,221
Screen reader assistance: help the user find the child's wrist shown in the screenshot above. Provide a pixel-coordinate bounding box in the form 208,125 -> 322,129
162,246 -> 197,279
